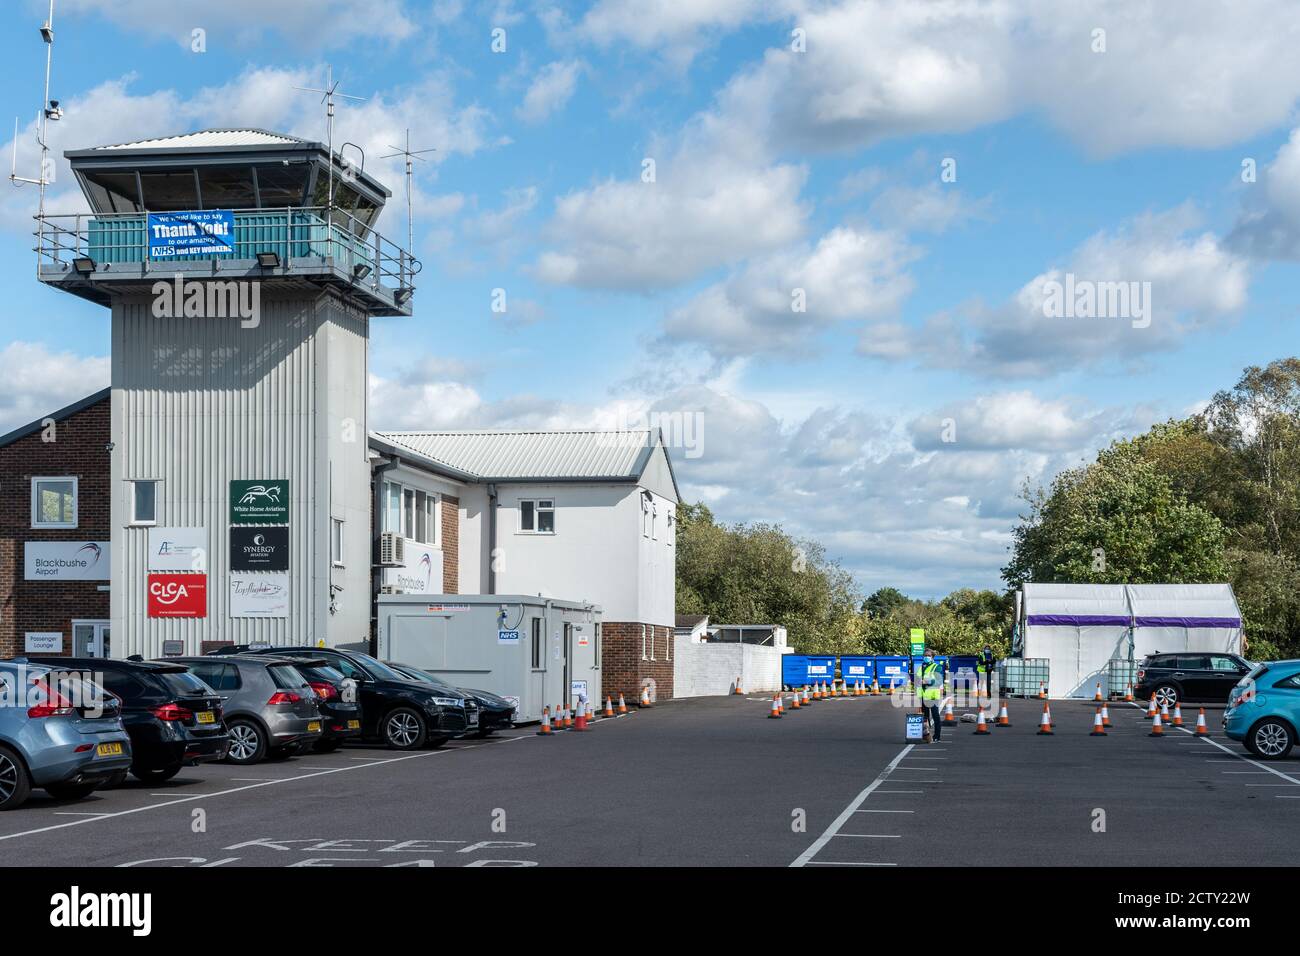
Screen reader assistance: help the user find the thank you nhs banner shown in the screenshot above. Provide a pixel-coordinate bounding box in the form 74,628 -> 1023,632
147,210 -> 235,258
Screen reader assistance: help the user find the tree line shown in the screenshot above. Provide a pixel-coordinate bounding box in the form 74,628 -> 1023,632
676,357 -> 1300,660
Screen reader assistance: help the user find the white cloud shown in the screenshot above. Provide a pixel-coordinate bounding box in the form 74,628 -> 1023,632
662,226 -> 915,357
1228,127 -> 1300,260
908,392 -> 1141,452
0,343 -> 109,435
517,61 -> 583,124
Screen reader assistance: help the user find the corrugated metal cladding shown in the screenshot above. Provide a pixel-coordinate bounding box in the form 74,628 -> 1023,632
96,128 -> 308,150
110,290 -> 368,658
374,429 -> 654,480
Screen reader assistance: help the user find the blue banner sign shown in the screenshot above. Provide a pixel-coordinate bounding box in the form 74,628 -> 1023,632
147,210 -> 235,258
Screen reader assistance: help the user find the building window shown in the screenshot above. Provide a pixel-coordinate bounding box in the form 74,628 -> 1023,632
130,480 -> 157,525
403,488 -> 416,537
641,495 -> 650,537
32,477 -> 77,529
384,481 -> 401,535
331,518 -> 345,566
641,624 -> 648,661
520,499 -> 555,534
665,625 -> 670,661
651,500 -> 658,540
594,622 -> 602,668
531,617 -> 544,670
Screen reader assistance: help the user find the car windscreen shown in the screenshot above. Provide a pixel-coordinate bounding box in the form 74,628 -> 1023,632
297,664 -> 346,685
408,670 -> 460,694
347,652 -> 413,683
158,671 -> 215,697
267,664 -> 310,689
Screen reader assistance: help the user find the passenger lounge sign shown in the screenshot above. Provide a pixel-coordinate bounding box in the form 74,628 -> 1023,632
230,526 -> 289,571
230,480 -> 289,524
147,209 -> 235,258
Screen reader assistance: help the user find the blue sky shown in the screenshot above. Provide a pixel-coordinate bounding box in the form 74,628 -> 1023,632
2,0 -> 1299,600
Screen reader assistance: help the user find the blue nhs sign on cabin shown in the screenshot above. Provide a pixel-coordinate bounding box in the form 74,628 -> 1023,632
147,210 -> 234,258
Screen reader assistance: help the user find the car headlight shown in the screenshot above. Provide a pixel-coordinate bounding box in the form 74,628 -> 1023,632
430,697 -> 462,708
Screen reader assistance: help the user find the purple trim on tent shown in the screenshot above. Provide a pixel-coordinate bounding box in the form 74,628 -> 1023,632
1134,616 -> 1242,629
1026,614 -> 1130,627
1026,614 -> 1242,628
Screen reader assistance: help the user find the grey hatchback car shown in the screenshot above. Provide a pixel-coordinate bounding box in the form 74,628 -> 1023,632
0,661 -> 133,810
170,656 -> 323,764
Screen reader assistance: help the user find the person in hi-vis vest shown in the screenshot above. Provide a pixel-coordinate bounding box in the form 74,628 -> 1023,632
976,644 -> 996,697
919,650 -> 944,741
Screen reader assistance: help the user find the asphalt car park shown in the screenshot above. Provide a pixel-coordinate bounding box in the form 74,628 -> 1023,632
0,692 -> 1295,867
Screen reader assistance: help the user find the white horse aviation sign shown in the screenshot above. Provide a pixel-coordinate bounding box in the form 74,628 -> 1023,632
230,480 -> 290,524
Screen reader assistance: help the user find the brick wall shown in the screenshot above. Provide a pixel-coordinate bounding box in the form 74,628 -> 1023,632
0,397 -> 111,658
441,494 -> 459,593
601,621 -> 674,702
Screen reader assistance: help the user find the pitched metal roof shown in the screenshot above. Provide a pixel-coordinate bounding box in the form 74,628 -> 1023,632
372,429 -> 658,481
92,128 -> 311,151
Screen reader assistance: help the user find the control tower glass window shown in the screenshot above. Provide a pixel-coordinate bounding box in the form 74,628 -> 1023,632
253,164 -> 310,208
197,166 -> 257,209
82,171 -> 141,213
138,168 -> 200,211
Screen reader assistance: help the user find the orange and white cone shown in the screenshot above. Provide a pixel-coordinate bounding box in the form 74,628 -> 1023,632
791,689 -> 801,710
1146,694 -> 1158,719
974,707 -> 990,735
1090,708 -> 1107,736
574,698 -> 588,731
801,686 -> 810,705
604,695 -> 615,718
640,686 -> 652,707
1043,701 -> 1055,729
617,693 -> 628,715
1149,710 -> 1165,737
871,677 -> 881,695
1160,701 -> 1172,724
1094,682 -> 1104,702
1124,683 -> 1134,702
768,696 -> 782,719
996,700 -> 1011,727
1038,681 -> 1046,699
1171,703 -> 1183,727
1100,703 -> 1111,727
942,699 -> 957,725
537,706 -> 553,736
734,677 -> 744,695
775,692 -> 784,715
552,704 -> 565,731
1037,707 -> 1054,735
1195,708 -> 1209,736
564,705 -> 574,730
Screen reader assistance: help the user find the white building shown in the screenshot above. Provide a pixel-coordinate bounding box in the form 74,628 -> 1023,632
368,429 -> 679,699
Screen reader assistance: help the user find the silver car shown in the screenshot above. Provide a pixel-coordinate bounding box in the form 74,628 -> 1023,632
0,661 -> 133,810
173,656 -> 323,764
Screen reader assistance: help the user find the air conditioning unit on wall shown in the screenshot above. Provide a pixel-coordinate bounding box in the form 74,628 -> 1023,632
379,532 -> 405,567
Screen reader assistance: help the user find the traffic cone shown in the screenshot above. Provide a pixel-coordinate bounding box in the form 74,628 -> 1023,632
1094,682 -> 1103,702
815,683 -> 824,701
617,693 -> 628,715
1146,694 -> 1157,719
1037,708 -> 1053,735
974,708 -> 990,735
1038,681 -> 1046,699
1172,703 -> 1183,727
768,696 -> 782,719
775,692 -> 784,715
942,700 -> 957,725
552,704 -> 565,731
1149,711 -> 1165,737
1124,683 -> 1134,702
1043,701 -> 1055,729
1195,708 -> 1209,736
734,677 -> 744,695
604,695 -> 614,718
1090,708 -> 1107,736
537,706 -> 553,735
640,686 -> 652,708
995,700 -> 1011,727
791,689 -> 801,710
574,699 -> 588,731
1100,703 -> 1111,728
1160,701 -> 1171,724
564,705 -> 574,729
871,677 -> 881,695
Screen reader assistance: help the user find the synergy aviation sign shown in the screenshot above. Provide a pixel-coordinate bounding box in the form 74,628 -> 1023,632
24,541 -> 110,580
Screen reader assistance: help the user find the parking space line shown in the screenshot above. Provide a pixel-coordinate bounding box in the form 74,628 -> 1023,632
51,811 -> 110,817
874,790 -> 923,794
805,860 -> 897,866
1125,700 -> 1300,788
834,833 -> 900,838
791,743 -> 915,867
853,808 -> 914,813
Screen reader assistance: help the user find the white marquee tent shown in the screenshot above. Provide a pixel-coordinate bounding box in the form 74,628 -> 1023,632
1016,583 -> 1245,698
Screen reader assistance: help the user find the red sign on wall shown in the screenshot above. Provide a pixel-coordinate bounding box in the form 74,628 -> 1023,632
147,573 -> 207,618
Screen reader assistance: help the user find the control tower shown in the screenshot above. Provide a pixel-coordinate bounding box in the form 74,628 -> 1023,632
35,128 -> 418,657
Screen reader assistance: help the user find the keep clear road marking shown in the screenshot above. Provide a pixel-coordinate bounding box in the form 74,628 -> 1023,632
790,743 -> 915,868
0,735 -> 525,846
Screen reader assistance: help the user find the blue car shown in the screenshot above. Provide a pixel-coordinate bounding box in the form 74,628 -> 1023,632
1223,659 -> 1300,759
0,661 -> 133,810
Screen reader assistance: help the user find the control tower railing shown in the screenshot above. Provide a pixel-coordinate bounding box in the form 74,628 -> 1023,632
34,206 -> 420,314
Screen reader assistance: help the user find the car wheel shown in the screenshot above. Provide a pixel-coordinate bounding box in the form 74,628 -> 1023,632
1248,719 -> 1295,760
313,739 -> 343,753
225,719 -> 267,765
131,763 -> 181,783
0,745 -> 33,812
44,781 -> 99,801
1153,683 -> 1179,708
383,708 -> 428,750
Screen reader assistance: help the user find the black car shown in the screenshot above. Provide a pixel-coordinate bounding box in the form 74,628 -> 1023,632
230,647 -> 468,750
1134,652 -> 1253,707
25,657 -> 229,783
387,663 -> 516,738
292,660 -> 363,752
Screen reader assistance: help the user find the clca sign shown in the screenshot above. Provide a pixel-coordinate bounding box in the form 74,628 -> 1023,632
147,573 -> 207,618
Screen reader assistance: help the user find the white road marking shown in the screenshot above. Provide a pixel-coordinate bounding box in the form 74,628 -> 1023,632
1125,701 -> 1300,788
834,833 -> 901,838
874,790 -> 924,794
853,808 -> 914,813
790,744 -> 915,867
51,811 -> 110,817
805,860 -> 897,866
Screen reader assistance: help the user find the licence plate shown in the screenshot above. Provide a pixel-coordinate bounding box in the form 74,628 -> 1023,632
346,720 -> 360,730
96,742 -> 124,757
308,721 -> 322,733
196,711 -> 216,724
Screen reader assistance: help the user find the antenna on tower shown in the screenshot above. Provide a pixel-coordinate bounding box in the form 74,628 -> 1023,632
294,65 -> 366,226
380,129 -> 435,255
10,0 -> 62,222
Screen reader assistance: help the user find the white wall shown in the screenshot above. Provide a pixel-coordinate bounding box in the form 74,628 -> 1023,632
673,636 -> 781,696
